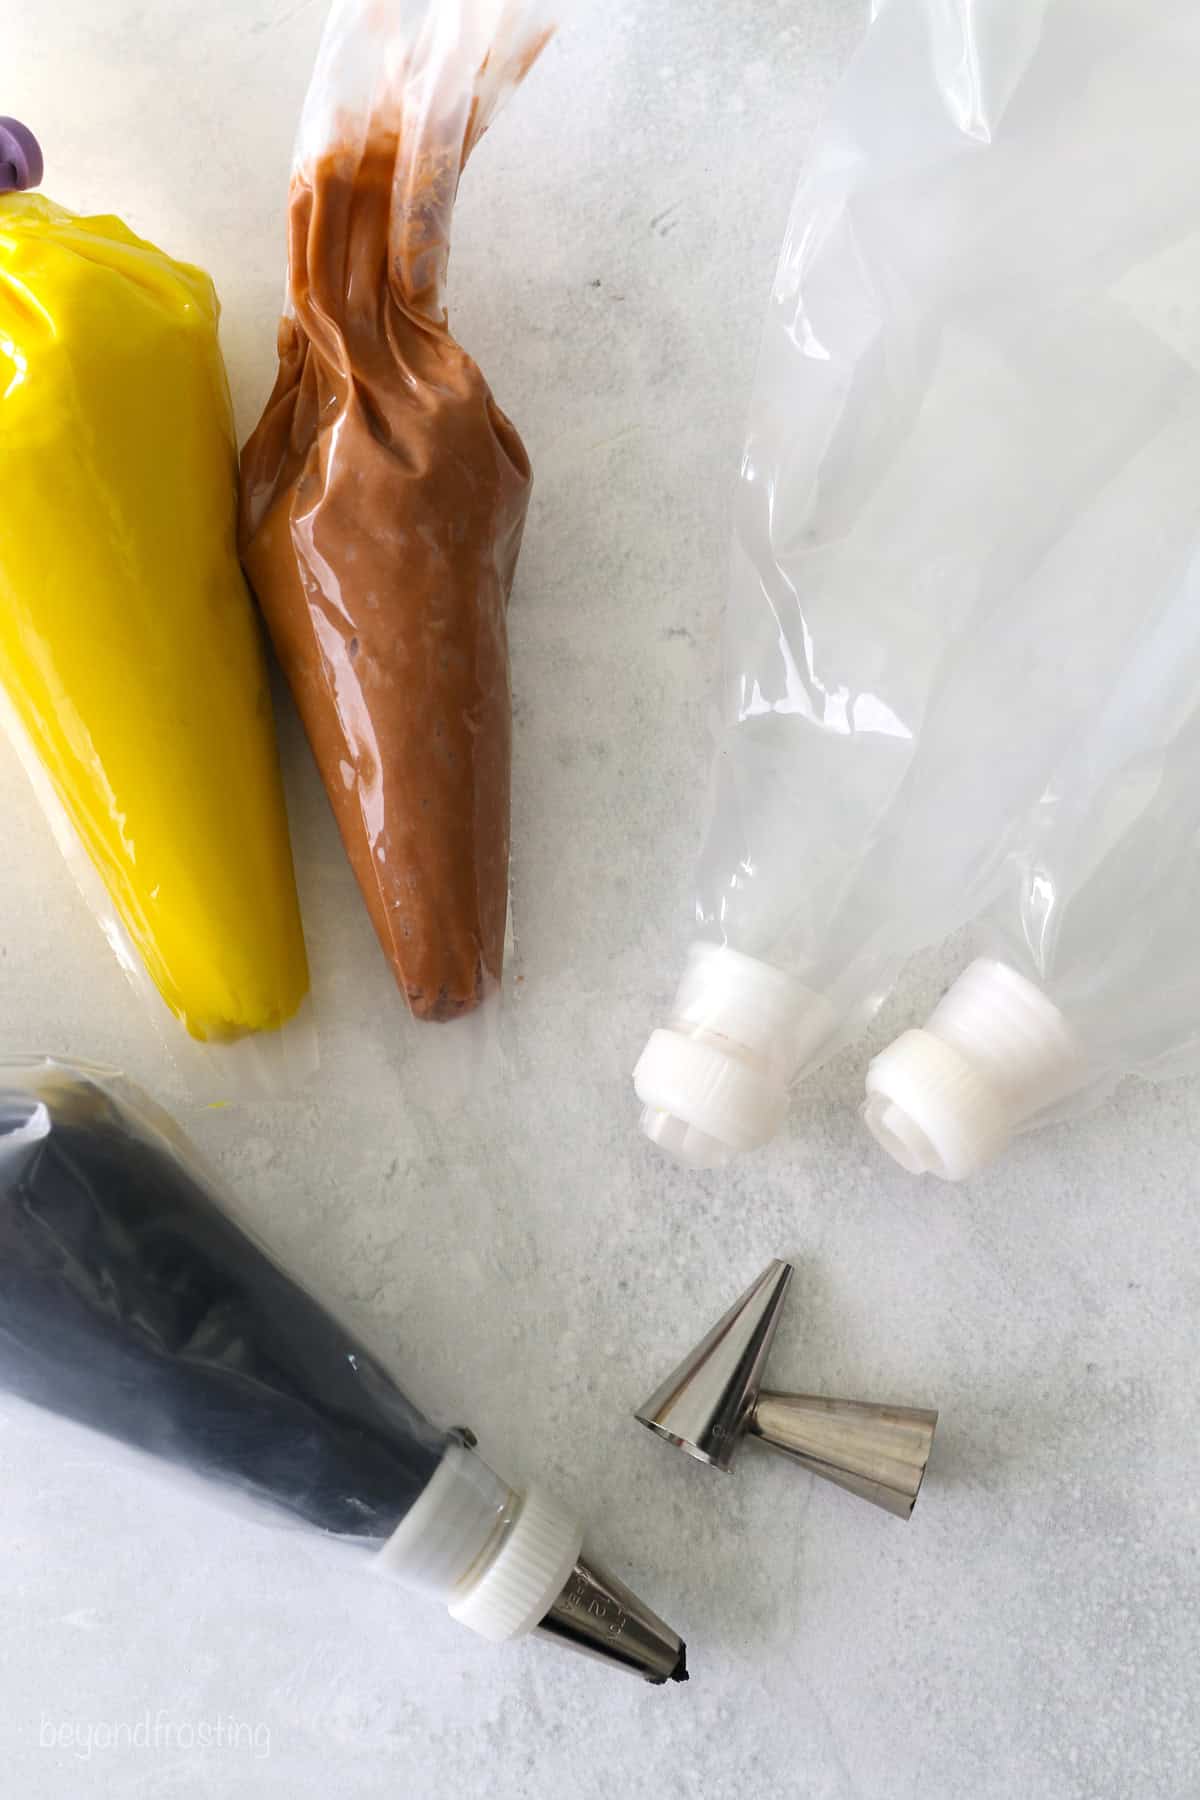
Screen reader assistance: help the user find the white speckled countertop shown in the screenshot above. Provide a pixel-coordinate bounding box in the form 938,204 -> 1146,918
2,3 -> 1198,1795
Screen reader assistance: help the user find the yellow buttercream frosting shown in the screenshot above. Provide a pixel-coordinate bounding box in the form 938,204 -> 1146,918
0,193 -> 308,1041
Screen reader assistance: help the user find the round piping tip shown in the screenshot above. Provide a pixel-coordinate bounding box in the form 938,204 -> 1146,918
634,1260 -> 794,1472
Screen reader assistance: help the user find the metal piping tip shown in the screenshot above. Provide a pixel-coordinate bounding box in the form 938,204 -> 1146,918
750,1392 -> 937,1520
537,1553 -> 688,1684
635,1259 -> 793,1471
635,1258 -> 938,1518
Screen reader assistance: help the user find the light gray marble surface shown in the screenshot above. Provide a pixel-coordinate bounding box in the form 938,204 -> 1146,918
2,3 -> 1198,1796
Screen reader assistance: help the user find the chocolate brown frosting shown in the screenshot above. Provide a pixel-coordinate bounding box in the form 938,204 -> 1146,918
240,133 -> 530,1020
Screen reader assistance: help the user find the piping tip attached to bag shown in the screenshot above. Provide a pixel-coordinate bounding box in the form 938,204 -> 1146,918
538,1552 -> 688,1685
635,1259 -> 937,1519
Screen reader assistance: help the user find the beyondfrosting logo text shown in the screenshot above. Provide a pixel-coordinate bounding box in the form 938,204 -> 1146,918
38,1711 -> 271,1762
